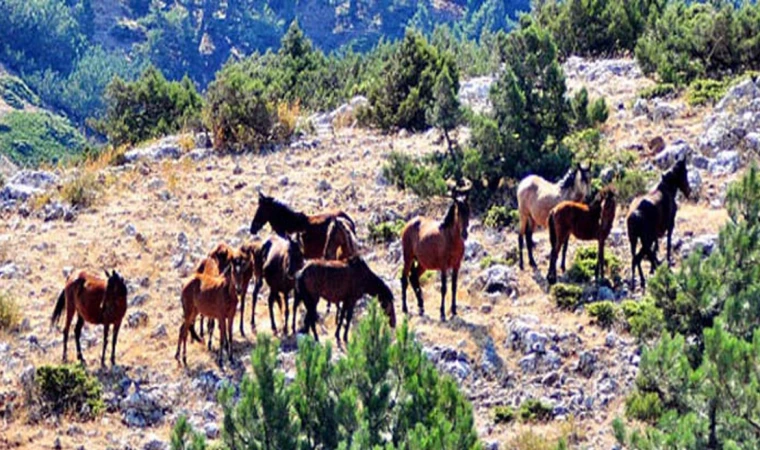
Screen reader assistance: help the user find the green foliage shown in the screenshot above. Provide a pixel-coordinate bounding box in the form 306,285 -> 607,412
615,167 -> 655,204
518,399 -> 553,423
483,205 -> 519,230
686,72 -> 760,107
34,364 -> 103,419
0,111 -> 86,166
534,0 -> 659,57
0,75 -> 40,109
638,83 -> 677,100
366,30 -> 458,132
635,1 -> 760,85
382,151 -> 447,198
621,298 -> 665,342
177,300 -> 482,449
171,415 -> 207,450
96,66 -> 202,146
368,220 -> 406,244
493,405 -> 515,424
625,392 -> 664,424
551,283 -> 584,310
587,301 -> 618,329
479,255 -> 510,270
565,246 -> 622,285
0,291 -> 20,332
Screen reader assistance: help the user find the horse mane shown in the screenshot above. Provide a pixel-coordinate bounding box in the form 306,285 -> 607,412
441,200 -> 461,229
658,160 -> 685,193
266,197 -> 309,229
558,167 -> 577,191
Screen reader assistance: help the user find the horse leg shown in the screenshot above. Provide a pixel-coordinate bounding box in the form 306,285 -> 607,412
410,264 -> 424,316
239,292 -> 246,339
518,231 -> 525,271
439,271 -> 447,322
74,314 -> 85,365
526,222 -> 538,268
199,316 -> 204,338
343,302 -> 355,343
401,262 -> 410,315
268,292 -> 278,335
667,227 -> 673,268
175,324 -> 184,364
291,289 -> 299,336
282,292 -> 290,336
218,319 -> 227,369
111,321 -> 121,367
101,324 -> 110,368
227,316 -> 234,364
250,280 -> 261,332
335,303 -> 346,342
62,307 -> 75,362
451,269 -> 458,317
561,235 -> 569,273
207,319 -> 215,351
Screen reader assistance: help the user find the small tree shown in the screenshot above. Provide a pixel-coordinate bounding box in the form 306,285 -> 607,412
426,62 -> 462,158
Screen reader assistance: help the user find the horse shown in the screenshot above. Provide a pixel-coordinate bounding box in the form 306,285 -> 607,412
238,240 -> 267,336
193,243 -> 236,345
294,256 -> 396,342
547,187 -> 617,285
51,269 -> 128,367
517,164 -> 591,270
258,235 -> 305,335
627,159 -> 691,290
249,192 -> 357,259
322,215 -> 360,320
175,262 -> 245,368
400,180 -> 471,321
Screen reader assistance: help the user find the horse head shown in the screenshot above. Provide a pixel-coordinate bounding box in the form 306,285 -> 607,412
104,269 -> 127,305
599,187 -> 617,228
575,162 -> 591,199
250,191 -> 273,235
672,158 -> 691,199
231,251 -> 251,297
446,179 -> 472,240
286,236 -> 305,279
373,274 -> 396,328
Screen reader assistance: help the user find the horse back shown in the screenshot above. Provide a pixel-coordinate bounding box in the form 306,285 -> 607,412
628,190 -> 674,238
407,217 -> 463,271
300,261 -> 360,304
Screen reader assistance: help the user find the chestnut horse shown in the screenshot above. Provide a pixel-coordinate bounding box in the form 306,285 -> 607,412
249,192 -> 356,259
294,256 -> 396,342
517,164 -> 590,270
321,215 -> 359,320
627,159 -> 691,290
401,181 -> 471,321
51,270 -> 128,367
175,262 -> 245,368
194,243 -> 236,345
547,188 -> 617,285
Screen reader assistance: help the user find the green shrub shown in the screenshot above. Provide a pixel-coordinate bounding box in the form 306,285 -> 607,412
624,392 -> 663,424
368,220 -> 406,244
621,299 -> 665,341
0,75 -> 40,109
382,151 -> 447,198
173,300 -> 481,449
0,111 -> 86,166
587,301 -> 618,329
494,405 -> 515,424
0,291 -> 20,331
518,399 -> 553,423
686,79 -> 726,106
61,172 -> 101,208
551,283 -> 584,310
615,167 -> 655,204
483,205 -> 518,230
479,255 -> 510,270
566,246 -> 622,285
34,364 -> 104,419
638,83 -> 677,100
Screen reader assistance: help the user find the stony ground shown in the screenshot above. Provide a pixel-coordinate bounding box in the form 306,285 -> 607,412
0,58 -> 752,449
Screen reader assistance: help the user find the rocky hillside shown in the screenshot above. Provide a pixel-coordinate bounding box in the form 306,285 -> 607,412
0,57 -> 754,449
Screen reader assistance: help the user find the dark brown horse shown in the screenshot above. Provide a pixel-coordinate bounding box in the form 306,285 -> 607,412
401,181 -> 471,321
51,270 -> 128,367
294,256 -> 396,342
547,188 -> 617,285
249,192 -> 356,259
627,159 -> 691,290
238,240 -> 267,336
258,235 -> 305,335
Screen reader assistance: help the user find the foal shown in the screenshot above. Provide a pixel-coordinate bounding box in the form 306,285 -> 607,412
627,159 -> 691,290
258,236 -> 305,335
547,188 -> 617,285
51,270 -> 128,367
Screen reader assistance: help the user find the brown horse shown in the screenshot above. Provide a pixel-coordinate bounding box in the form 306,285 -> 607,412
238,240 -> 267,336
258,235 -> 305,335
294,256 -> 396,342
249,192 -> 356,259
517,164 -> 591,270
323,216 -> 359,260
175,262 -> 245,368
194,243 -> 236,345
401,181 -> 471,321
547,188 -> 617,285
627,159 -> 691,290
51,270 -> 128,367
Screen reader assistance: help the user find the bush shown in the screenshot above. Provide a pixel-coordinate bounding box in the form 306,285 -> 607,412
621,298 -> 665,342
382,151 -> 447,198
494,405 -> 515,424
0,75 -> 40,109
34,364 -> 104,419
0,292 -> 20,332
615,167 -> 655,204
565,246 -> 622,285
587,301 -> 618,329
685,79 -> 725,107
61,172 -> 102,208
625,392 -> 664,424
174,300 -> 481,449
638,83 -> 677,100
96,66 -> 202,146
551,283 -> 584,310
368,220 -> 406,244
0,111 -> 86,166
518,399 -> 553,423
479,255 -> 510,270
483,205 -> 518,230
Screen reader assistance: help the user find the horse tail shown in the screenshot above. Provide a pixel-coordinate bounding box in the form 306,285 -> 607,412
51,289 -> 66,327
189,322 -> 202,343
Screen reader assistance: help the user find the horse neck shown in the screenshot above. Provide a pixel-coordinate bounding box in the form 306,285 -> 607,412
656,177 -> 678,199
271,204 -> 309,233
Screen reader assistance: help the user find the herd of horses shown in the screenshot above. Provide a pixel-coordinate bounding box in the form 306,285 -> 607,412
49,158 -> 692,368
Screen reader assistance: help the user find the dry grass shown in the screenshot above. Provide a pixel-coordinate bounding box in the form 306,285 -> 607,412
178,134 -> 195,153
277,100 -> 301,140
60,171 -> 102,208
0,291 -> 20,331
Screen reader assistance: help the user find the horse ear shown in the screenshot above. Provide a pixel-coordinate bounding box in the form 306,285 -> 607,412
104,269 -> 111,279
